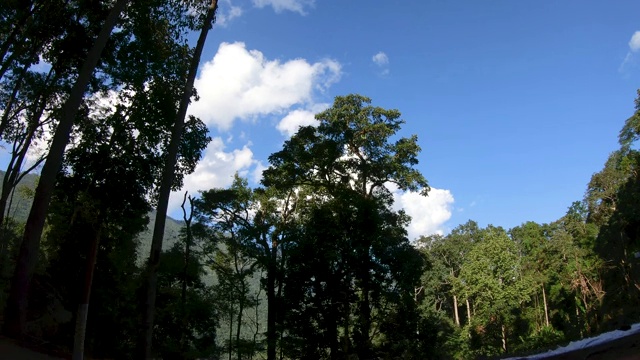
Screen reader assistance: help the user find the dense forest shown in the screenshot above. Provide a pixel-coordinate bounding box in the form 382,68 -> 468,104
0,1 -> 639,359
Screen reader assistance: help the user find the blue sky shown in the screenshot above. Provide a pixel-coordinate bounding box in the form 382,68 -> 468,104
8,0 -> 640,239
168,0 -> 640,238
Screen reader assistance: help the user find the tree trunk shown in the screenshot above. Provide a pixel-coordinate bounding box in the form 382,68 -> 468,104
2,0 -> 129,338
180,192 -> 193,356
72,220 -> 103,360
234,249 -> 245,360
228,304 -> 234,360
236,281 -> 244,360
542,284 -> 550,327
357,264 -> 372,359
328,300 -> 339,360
453,295 -> 460,326
343,272 -> 351,357
266,260 -> 277,360
140,2 -> 216,357
466,298 -> 471,325
251,282 -> 262,360
501,324 -> 507,352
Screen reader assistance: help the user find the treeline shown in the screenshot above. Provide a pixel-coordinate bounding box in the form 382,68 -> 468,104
415,92 -> 640,358
0,1 -> 639,359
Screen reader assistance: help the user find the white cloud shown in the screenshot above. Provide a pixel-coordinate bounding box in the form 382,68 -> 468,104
372,51 -> 390,76
629,31 -> 640,52
252,0 -> 314,14
276,103 -> 328,136
620,31 -> 640,72
216,0 -> 243,27
252,160 -> 268,184
372,51 -> 389,66
168,137 -> 259,213
392,187 -> 455,240
189,42 -> 341,131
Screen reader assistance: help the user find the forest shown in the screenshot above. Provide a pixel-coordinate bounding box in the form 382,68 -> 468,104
0,1 -> 639,359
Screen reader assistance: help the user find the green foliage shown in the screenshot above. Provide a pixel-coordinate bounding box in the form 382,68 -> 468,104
263,93 -> 429,198
153,243 -> 218,359
513,326 -> 565,354
585,91 -> 640,330
2,9 -> 640,357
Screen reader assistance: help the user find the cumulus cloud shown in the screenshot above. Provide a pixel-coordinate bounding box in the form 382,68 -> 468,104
252,0 -> 315,14
372,52 -> 389,66
392,187 -> 455,240
168,137 -> 259,212
276,103 -> 329,136
189,42 -> 341,131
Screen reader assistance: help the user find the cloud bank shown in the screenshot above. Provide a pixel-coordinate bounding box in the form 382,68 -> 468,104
392,187 -> 455,240
189,42 -> 340,131
170,42 -> 341,214
169,137 -> 261,212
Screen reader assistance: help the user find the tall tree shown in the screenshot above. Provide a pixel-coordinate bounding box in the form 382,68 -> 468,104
141,1 -> 218,357
3,0 -> 130,338
263,94 -> 429,359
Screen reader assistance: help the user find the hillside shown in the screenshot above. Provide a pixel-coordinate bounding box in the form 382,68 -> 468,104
0,170 -> 185,260
0,170 -> 39,222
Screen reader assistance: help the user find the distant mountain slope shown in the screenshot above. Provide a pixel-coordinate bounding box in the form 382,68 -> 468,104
0,170 -> 184,261
0,170 -> 39,222
135,210 -> 184,265
0,170 -> 266,352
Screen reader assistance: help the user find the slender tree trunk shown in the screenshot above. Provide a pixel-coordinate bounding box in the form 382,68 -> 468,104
266,259 -> 277,360
343,272 -> 351,356
328,304 -> 339,360
2,0 -> 129,338
251,286 -> 261,360
234,246 -> 245,360
501,324 -> 507,352
141,2 -> 217,357
453,295 -> 460,326
357,269 -> 372,359
466,298 -> 471,325
180,192 -> 193,356
72,219 -> 103,360
228,304 -> 234,360
542,284 -> 550,327
236,280 -> 245,360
